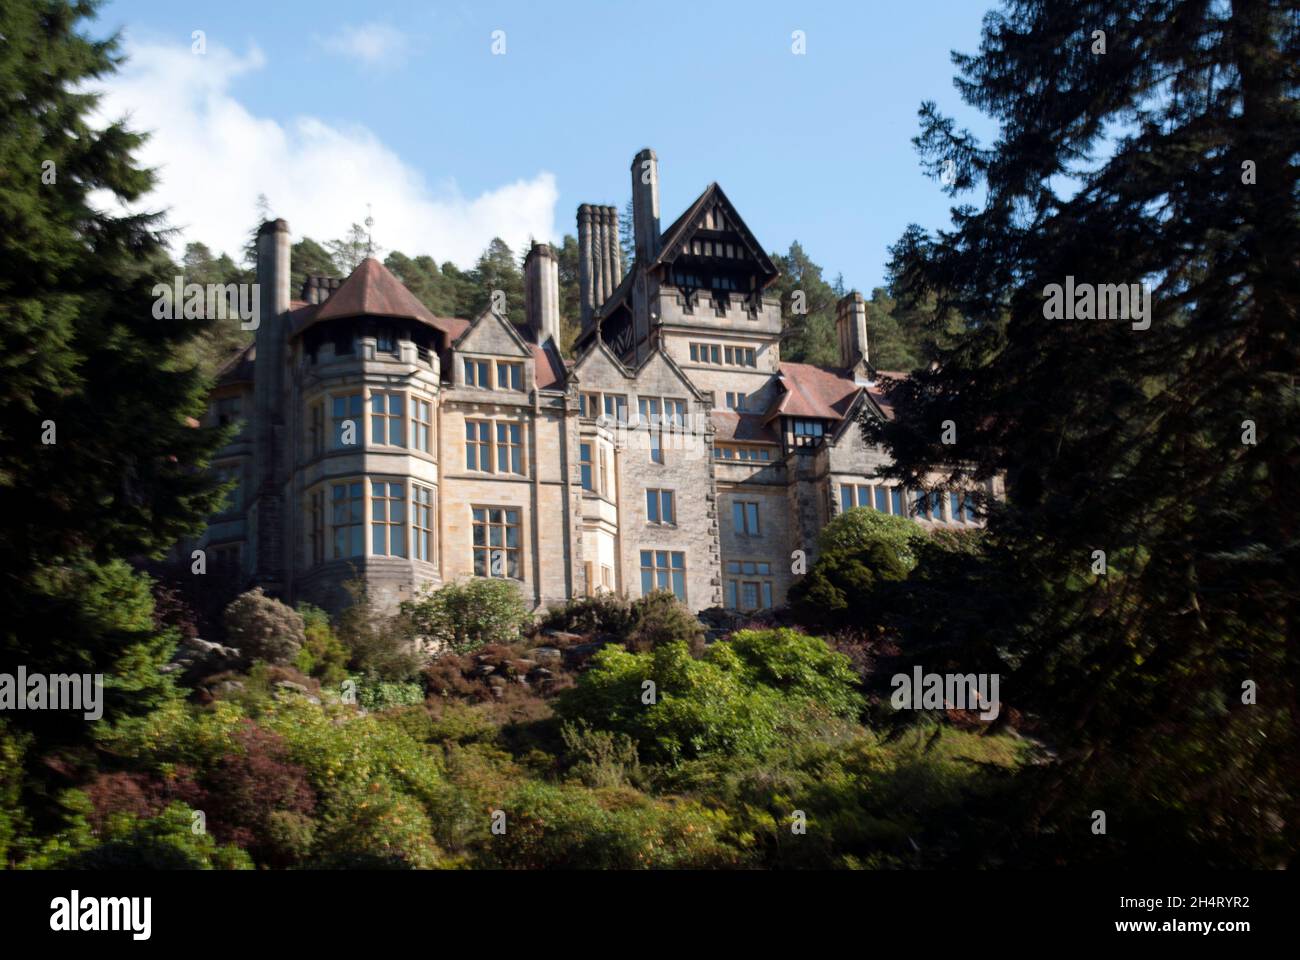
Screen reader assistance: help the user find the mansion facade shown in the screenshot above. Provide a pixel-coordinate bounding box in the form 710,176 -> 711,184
199,149 -> 997,615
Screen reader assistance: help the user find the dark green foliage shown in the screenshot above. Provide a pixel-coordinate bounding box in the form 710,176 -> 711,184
540,593 -> 638,637
384,251 -> 460,316
294,603 -> 350,685
769,241 -> 842,366
336,580 -> 423,680
542,591 -> 705,656
871,0 -> 1300,865
403,577 -> 532,656
326,222 -> 381,274
788,509 -> 918,632
623,591 -> 706,657
291,237 -> 341,295
180,241 -> 253,377
0,1 -> 229,800
556,632 -> 863,764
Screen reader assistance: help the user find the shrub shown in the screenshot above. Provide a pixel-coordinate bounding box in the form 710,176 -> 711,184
403,578 -> 532,655
151,581 -> 199,641
28,794 -> 253,870
558,627 -> 866,765
626,591 -> 706,657
222,588 -> 304,665
355,677 -> 426,712
294,603 -> 350,685
81,771 -> 166,832
0,724 -> 26,866
818,508 -> 927,568
557,641 -> 787,763
257,698 -> 448,868
337,580 -> 422,680
787,510 -> 915,632
540,593 -> 637,637
560,720 -> 641,789
200,721 -> 316,866
482,780 -> 741,869
725,628 -> 865,718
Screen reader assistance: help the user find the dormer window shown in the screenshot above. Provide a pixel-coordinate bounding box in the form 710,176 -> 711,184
791,419 -> 825,447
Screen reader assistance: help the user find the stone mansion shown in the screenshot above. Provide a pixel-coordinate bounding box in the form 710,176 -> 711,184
199,149 -> 995,615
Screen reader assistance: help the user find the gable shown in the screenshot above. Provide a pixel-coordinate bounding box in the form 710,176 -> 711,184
453,308 -> 531,359
628,347 -> 707,402
653,183 -> 778,283
571,338 -> 635,392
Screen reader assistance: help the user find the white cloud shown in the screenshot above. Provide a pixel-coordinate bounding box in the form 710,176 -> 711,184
317,22 -> 411,67
91,38 -> 558,270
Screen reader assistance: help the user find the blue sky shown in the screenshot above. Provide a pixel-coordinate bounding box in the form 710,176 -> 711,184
92,0 -> 998,291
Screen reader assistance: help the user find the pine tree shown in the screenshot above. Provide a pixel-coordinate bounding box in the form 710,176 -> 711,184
769,241 -> 839,366
182,242 -> 253,376
290,237 -> 341,298
0,1 -> 228,771
872,0 -> 1299,865
326,222 -> 380,274
466,237 -> 525,322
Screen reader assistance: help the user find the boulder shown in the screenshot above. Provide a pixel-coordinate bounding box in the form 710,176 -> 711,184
166,636 -> 244,683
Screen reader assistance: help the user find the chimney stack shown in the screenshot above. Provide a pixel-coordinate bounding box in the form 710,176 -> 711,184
578,204 -> 595,328
598,206 -> 615,300
252,217 -> 291,588
301,275 -> 341,305
835,292 -> 870,371
631,148 -> 660,262
606,206 -> 623,287
257,218 -> 291,324
524,242 -> 561,345
578,203 -> 626,330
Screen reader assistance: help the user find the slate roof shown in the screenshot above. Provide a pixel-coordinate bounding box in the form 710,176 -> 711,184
215,342 -> 255,385
227,258 -> 561,389
290,258 -> 466,342
711,411 -> 780,444
764,363 -> 907,426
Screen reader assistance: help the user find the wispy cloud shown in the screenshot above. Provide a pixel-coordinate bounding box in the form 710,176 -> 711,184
90,38 -> 558,268
317,22 -> 411,67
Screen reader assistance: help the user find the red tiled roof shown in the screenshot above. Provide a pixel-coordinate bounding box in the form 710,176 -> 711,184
711,411 -> 779,444
291,258 -> 465,341
866,370 -> 908,421
531,342 -> 565,390
766,362 -> 863,422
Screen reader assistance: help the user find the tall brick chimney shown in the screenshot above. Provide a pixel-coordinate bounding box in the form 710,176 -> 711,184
252,218 -> 291,590
836,291 -> 870,372
631,148 -> 660,263
578,204 -> 595,329
577,204 -> 624,329
524,241 -> 561,345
